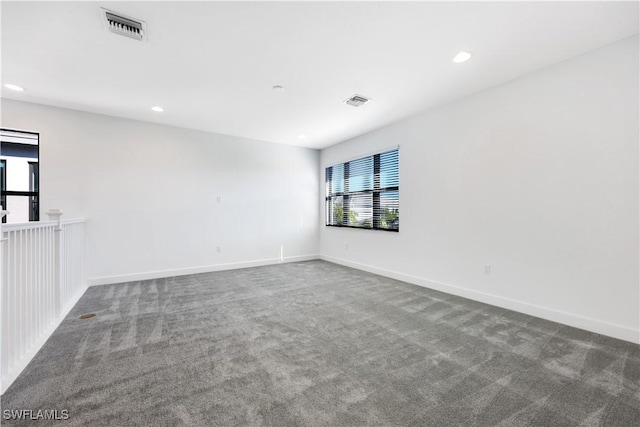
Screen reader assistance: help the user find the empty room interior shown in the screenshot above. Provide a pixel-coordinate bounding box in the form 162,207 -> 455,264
1,1 -> 639,426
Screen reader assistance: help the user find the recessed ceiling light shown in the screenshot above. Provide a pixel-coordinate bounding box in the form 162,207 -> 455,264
4,83 -> 25,92
298,134 -> 307,139
453,51 -> 472,63
151,106 -> 164,112
272,85 -> 285,92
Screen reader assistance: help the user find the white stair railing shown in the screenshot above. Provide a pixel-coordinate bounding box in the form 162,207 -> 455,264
0,210 -> 86,394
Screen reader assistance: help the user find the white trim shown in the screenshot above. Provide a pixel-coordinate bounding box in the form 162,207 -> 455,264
89,254 -> 320,286
1,283 -> 88,395
3,220 -> 56,231
319,255 -> 640,345
61,218 -> 86,225
2,218 -> 85,231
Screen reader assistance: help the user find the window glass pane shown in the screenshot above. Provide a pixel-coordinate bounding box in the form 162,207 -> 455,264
347,193 -> 373,228
5,195 -> 32,224
29,162 -> 39,192
327,196 -> 344,226
347,156 -> 373,192
325,168 -> 331,198
0,160 -> 5,193
380,150 -> 399,189
330,164 -> 344,194
3,157 -> 33,192
377,190 -> 399,230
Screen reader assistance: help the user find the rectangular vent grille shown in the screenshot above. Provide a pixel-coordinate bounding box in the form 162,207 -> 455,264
344,94 -> 371,107
101,8 -> 146,41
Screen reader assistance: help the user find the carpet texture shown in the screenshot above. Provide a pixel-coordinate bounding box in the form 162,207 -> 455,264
2,260 -> 639,426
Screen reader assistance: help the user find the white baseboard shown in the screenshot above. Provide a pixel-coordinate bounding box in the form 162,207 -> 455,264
1,284 -> 88,395
88,254 -> 320,286
320,255 -> 640,345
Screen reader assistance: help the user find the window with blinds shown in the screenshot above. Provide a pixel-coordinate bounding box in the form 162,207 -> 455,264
325,148 -> 399,231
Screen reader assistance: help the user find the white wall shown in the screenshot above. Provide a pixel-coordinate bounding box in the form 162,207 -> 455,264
320,36 -> 640,343
1,100 -> 320,283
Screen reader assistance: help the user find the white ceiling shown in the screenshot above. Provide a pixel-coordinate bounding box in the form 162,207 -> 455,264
1,1 -> 638,149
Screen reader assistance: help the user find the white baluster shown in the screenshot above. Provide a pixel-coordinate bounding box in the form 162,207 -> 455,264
46,210 -> 63,319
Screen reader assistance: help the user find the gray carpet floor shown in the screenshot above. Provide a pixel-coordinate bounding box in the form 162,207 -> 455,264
2,260 -> 639,426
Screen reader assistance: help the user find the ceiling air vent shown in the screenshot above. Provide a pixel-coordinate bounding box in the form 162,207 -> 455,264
101,8 -> 146,41
344,94 -> 371,107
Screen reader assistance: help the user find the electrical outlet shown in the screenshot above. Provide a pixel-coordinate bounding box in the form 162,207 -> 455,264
484,264 -> 491,275
216,246 -> 221,253
216,196 -> 222,203
344,243 -> 349,250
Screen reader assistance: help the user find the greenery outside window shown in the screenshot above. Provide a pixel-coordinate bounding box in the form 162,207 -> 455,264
325,148 -> 399,231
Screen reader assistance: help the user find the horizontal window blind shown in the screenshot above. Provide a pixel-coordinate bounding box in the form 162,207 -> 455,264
325,148 -> 399,231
